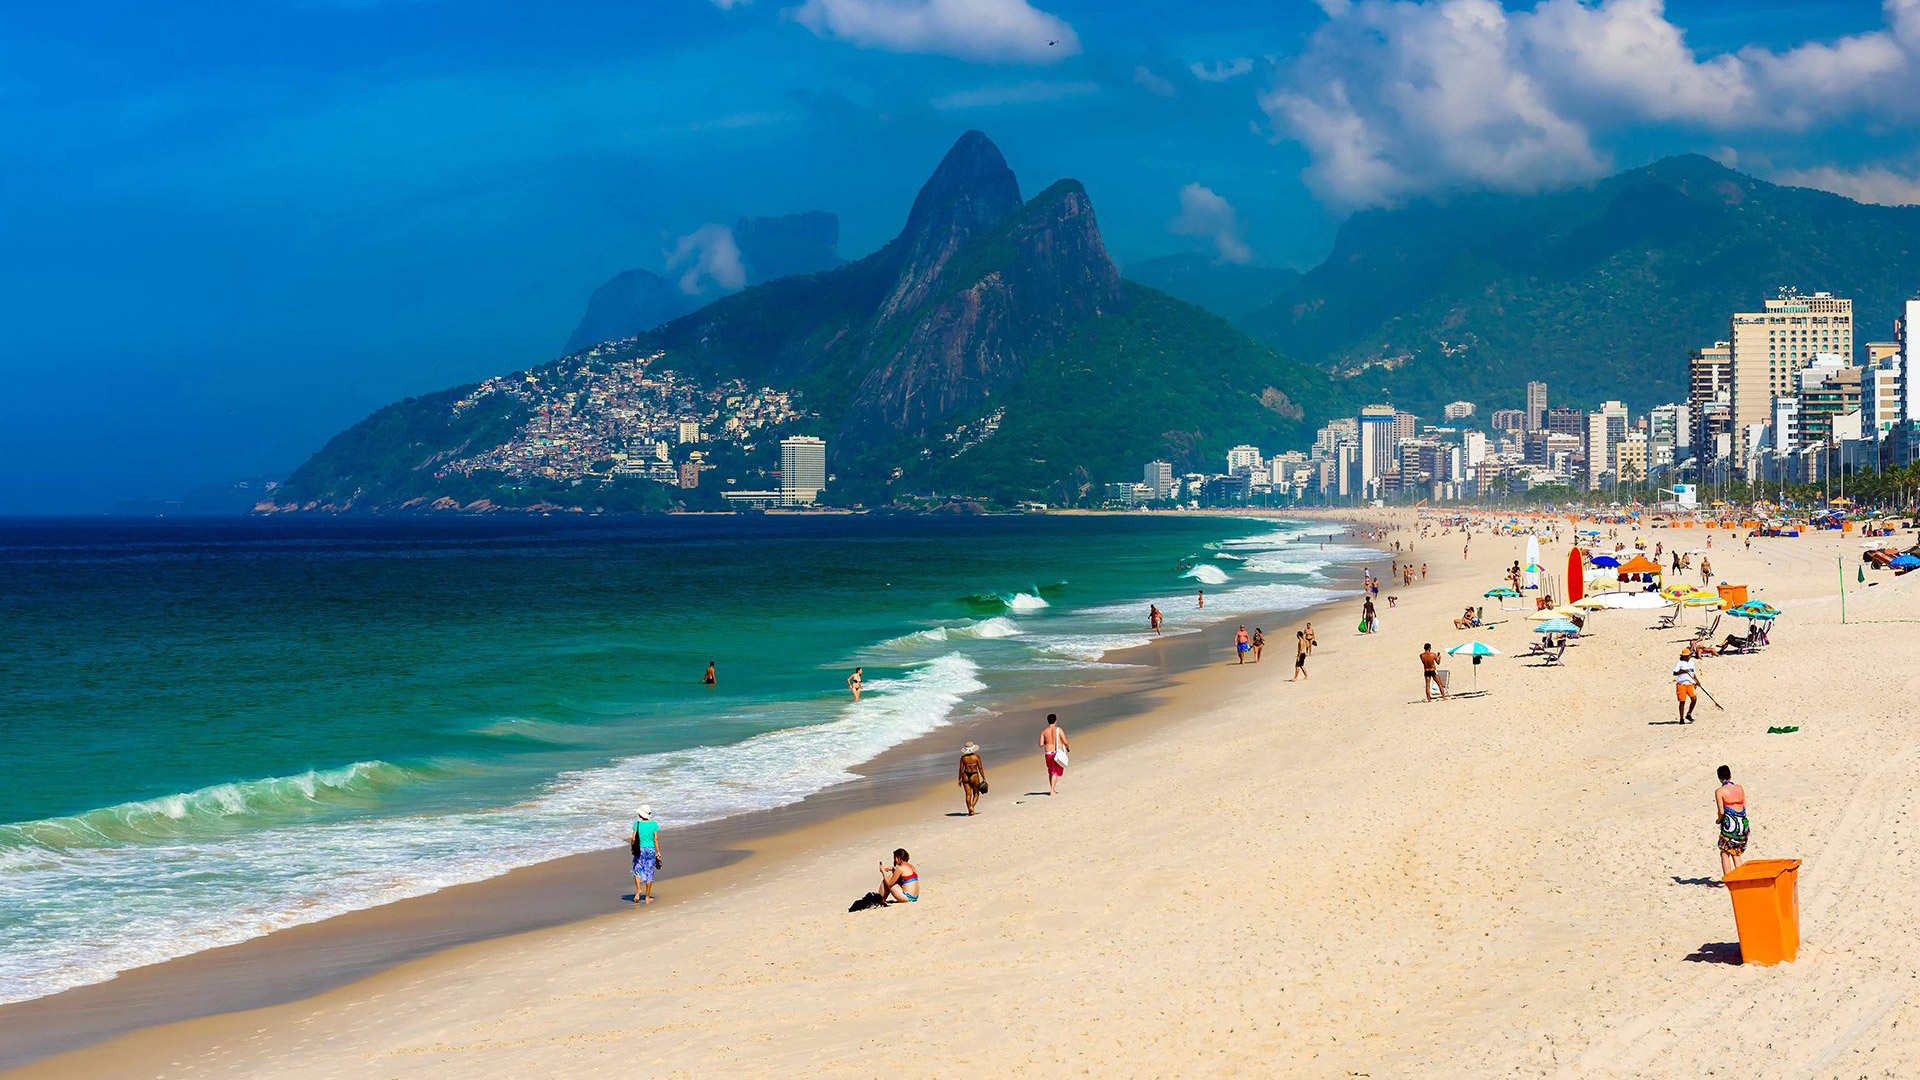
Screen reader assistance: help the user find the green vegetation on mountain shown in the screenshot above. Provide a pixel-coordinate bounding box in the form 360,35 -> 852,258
271,132 -> 1340,512
1237,154 -> 1920,416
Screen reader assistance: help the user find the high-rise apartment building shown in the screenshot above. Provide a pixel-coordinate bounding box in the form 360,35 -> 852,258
1585,401 -> 1628,489
1358,405 -> 1397,497
1442,401 -> 1475,421
1143,460 -> 1174,501
677,420 -> 702,444
1899,296 -> 1920,466
1728,289 -> 1853,432
1393,411 -> 1420,443
1798,365 -> 1862,450
1489,408 -> 1527,432
1525,381 -> 1548,430
1862,342 -> 1903,443
1613,432 -> 1649,485
779,435 -> 827,506
1545,406 -> 1583,436
1226,445 -> 1263,476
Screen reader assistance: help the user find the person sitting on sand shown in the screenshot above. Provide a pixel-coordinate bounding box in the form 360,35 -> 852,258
957,742 -> 987,816
1715,766 -> 1749,877
881,848 -> 919,904
1452,606 -> 1477,630
630,806 -> 663,906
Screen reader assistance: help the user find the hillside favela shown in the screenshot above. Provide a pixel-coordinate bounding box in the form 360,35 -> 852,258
6,3 -> 1920,1079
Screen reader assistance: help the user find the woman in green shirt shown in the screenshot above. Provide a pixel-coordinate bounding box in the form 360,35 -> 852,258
630,807 -> 663,905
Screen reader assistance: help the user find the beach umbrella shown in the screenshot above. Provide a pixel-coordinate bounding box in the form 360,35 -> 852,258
1523,562 -> 1544,573
1534,618 -> 1578,634
1446,641 -> 1501,690
1590,554 -> 1622,568
1483,587 -> 1520,598
1586,574 -> 1619,591
1571,595 -> 1610,609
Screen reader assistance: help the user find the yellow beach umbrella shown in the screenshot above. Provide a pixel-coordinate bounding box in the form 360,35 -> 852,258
1572,595 -> 1611,610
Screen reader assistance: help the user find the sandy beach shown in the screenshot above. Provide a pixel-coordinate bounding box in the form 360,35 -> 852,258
12,509 -> 1920,1079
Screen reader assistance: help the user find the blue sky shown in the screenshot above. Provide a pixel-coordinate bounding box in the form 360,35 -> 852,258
1,0 -> 1912,512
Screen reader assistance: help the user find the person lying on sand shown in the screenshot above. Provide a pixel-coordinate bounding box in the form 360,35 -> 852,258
881,848 -> 919,904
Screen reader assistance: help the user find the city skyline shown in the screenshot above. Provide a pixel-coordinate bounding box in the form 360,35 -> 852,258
7,1 -> 1920,512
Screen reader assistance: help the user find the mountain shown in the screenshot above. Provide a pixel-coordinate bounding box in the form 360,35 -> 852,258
270,131 -> 1339,512
561,211 -> 845,354
1237,154 -> 1920,416
1124,254 -> 1299,321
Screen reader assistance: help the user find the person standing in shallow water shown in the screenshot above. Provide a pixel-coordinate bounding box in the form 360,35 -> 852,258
1715,765 -> 1749,877
847,667 -> 863,701
703,661 -> 716,686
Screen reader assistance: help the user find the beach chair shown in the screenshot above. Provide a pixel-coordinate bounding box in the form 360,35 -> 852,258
1691,614 -> 1720,641
1540,639 -> 1568,666
1653,605 -> 1679,630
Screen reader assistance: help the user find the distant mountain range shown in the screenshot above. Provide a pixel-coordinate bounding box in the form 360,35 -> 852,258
1123,254 -> 1299,322
270,132 -> 1337,511
562,211 -> 843,354
1236,155 -> 1920,416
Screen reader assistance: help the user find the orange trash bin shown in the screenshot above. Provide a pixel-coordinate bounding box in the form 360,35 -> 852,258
1717,584 -> 1748,608
1724,858 -> 1802,966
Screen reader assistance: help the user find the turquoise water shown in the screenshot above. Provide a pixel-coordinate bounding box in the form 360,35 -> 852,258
0,515 -> 1370,1002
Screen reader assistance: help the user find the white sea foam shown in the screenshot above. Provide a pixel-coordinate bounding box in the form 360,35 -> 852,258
0,656 -> 988,1006
1183,563 -> 1229,585
1006,592 -> 1049,611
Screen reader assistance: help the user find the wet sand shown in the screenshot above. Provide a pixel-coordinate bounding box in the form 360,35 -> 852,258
0,512 -> 1368,1071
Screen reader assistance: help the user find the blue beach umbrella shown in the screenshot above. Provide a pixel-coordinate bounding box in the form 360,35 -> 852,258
1590,554 -> 1622,568
1446,641 -> 1501,689
1534,618 -> 1578,634
1484,587 -> 1520,598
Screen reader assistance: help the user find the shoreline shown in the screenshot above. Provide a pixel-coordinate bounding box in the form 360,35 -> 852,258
0,514 -> 1375,1071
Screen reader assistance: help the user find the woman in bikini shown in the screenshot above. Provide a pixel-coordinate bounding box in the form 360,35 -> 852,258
1715,765 -> 1749,877
957,742 -> 987,816
881,848 -> 919,904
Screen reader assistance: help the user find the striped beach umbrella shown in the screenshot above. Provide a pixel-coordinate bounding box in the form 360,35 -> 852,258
1534,618 -> 1578,634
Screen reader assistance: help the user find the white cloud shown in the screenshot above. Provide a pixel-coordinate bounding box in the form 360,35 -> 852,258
931,79 -> 1098,109
791,0 -> 1079,63
1133,65 -> 1176,97
1264,0 -> 1920,207
1773,164 -> 1920,207
1168,182 -> 1253,264
709,0 -> 751,8
1189,58 -> 1253,82
665,224 -> 746,296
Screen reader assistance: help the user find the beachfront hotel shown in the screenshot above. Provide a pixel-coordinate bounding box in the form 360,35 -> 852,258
779,435 -> 827,506
1727,290 -> 1854,432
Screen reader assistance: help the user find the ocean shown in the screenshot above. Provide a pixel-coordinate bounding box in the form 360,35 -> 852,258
0,513 -> 1371,1003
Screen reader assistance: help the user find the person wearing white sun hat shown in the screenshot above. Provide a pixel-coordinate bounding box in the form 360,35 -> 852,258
629,806 -> 663,906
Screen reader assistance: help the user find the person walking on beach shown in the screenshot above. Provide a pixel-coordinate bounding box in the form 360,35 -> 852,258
1673,648 -> 1702,724
1714,765 -> 1749,877
1292,630 -> 1309,681
1361,597 -> 1376,633
1700,556 -> 1713,584
1304,623 -> 1316,651
1040,713 -> 1070,796
847,667 -> 863,702
1252,627 -> 1265,663
1235,625 -> 1251,664
1421,562 -> 1427,580
958,741 -> 987,816
630,807 -> 663,906
880,848 -> 919,904
1420,644 -> 1448,701
703,662 -> 716,687
1150,604 -> 1162,636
